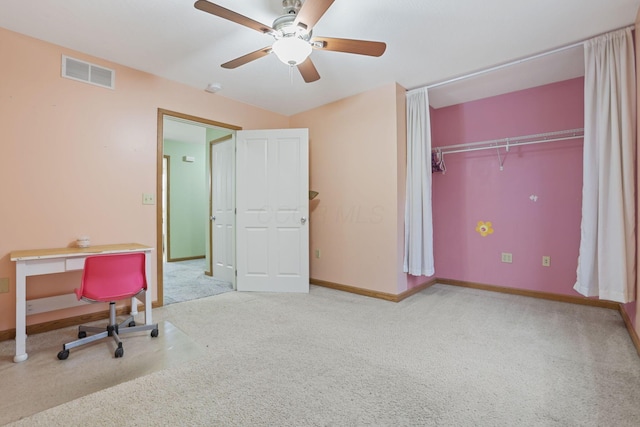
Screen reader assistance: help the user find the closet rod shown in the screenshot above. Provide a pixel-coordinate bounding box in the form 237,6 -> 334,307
407,24 -> 635,93
433,128 -> 584,155
439,135 -> 582,156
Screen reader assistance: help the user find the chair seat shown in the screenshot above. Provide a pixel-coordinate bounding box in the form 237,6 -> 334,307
59,253 -> 159,360
74,286 -> 144,303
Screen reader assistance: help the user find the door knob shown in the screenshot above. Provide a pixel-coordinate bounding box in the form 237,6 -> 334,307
210,216 -> 216,221
300,217 -> 307,224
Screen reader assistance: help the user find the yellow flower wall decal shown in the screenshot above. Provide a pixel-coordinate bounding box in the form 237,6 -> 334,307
475,221 -> 494,237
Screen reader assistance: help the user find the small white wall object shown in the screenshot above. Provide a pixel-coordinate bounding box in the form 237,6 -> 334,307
76,236 -> 90,248
182,156 -> 195,163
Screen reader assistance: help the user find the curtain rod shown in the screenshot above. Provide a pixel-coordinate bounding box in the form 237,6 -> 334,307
408,24 -> 635,93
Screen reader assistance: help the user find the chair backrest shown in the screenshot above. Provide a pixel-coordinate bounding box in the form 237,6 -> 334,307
77,253 -> 147,302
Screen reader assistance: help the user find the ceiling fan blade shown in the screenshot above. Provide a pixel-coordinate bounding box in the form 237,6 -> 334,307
312,37 -> 386,57
221,47 -> 272,69
297,58 -> 321,83
194,0 -> 273,34
294,0 -> 335,30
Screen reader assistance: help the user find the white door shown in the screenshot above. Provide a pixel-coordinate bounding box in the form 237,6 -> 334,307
236,129 -> 309,293
210,135 -> 236,285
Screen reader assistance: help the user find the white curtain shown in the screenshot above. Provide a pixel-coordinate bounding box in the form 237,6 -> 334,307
574,28 -> 636,303
404,88 -> 434,277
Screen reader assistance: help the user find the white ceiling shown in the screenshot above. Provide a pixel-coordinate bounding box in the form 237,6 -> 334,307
0,0 -> 637,115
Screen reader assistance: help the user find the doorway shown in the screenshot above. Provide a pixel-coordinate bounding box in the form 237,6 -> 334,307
156,109 -> 241,305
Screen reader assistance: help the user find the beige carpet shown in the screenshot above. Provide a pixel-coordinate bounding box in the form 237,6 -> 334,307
4,284 -> 640,426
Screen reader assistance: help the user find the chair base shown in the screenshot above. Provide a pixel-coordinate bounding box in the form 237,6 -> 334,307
58,301 -> 159,360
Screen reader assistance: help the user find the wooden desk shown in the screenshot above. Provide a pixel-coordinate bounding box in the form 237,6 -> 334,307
10,243 -> 154,363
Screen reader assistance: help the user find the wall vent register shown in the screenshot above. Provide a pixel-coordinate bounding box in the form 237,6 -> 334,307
61,55 -> 115,89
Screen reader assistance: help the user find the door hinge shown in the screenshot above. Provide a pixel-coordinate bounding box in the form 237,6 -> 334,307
235,270 -> 238,276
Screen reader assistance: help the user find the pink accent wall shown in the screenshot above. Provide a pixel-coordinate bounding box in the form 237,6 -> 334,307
0,28 -> 289,332
431,78 -> 585,296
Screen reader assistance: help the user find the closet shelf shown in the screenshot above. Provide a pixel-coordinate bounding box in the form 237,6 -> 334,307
432,128 -> 584,156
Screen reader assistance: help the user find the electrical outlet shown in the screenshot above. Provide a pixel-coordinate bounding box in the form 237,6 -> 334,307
542,256 -> 551,267
142,193 -> 156,205
501,253 -> 513,263
0,277 -> 9,293
315,249 -> 321,259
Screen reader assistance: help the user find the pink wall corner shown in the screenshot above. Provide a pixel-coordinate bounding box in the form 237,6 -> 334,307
431,78 -> 585,296
291,83 -> 405,295
0,28 -> 289,332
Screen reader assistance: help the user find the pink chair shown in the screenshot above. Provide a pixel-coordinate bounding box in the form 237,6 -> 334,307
57,253 -> 159,360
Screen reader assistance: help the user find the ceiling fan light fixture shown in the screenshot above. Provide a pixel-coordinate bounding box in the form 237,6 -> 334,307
272,36 -> 312,66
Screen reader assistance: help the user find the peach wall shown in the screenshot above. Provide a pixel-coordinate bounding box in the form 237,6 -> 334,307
291,83 -> 406,294
0,27 -> 288,332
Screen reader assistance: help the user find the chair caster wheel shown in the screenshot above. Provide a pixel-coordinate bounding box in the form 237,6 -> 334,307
128,321 -> 136,327
115,347 -> 124,358
151,328 -> 159,338
78,331 -> 87,339
58,350 -> 69,360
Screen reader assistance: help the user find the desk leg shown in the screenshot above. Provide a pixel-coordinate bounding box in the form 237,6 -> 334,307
144,250 -> 153,324
131,251 -> 153,324
14,261 -> 28,363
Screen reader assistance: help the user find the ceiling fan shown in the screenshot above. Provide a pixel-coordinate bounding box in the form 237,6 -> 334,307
194,0 -> 387,83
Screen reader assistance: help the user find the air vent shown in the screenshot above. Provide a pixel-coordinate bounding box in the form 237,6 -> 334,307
61,55 -> 115,89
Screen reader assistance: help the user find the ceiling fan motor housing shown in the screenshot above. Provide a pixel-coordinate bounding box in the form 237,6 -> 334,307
282,0 -> 303,15
272,13 -> 311,40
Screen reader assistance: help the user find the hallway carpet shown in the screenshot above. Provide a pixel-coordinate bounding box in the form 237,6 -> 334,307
163,258 -> 233,305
